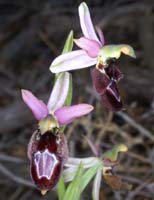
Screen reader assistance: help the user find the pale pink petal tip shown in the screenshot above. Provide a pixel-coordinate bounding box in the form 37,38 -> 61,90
79,2 -> 100,44
47,72 -> 70,112
21,89 -> 49,120
95,26 -> 105,46
74,37 -> 101,58
54,104 -> 94,126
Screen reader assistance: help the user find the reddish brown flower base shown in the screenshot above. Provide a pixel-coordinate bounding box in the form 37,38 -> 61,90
28,130 -> 68,194
91,62 -> 123,112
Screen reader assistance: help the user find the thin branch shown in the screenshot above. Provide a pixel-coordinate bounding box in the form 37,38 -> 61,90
0,153 -> 25,163
86,86 -> 154,141
0,163 -> 34,188
116,111 -> 154,141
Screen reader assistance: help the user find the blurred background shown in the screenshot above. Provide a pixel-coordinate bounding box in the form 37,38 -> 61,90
0,0 -> 154,199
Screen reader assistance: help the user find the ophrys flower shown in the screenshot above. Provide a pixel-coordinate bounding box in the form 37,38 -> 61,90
21,72 -> 93,195
50,2 -> 136,111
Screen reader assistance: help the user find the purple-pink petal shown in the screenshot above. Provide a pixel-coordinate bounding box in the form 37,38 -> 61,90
74,37 -> 101,58
54,104 -> 94,126
95,26 -> 105,46
21,89 -> 49,120
79,2 -> 101,45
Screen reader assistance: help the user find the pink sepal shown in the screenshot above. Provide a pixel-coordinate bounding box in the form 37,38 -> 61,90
21,89 -> 49,120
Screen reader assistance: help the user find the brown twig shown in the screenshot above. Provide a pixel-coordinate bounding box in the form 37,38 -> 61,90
116,111 -> 154,141
0,153 -> 25,163
86,86 -> 154,141
0,163 -> 34,187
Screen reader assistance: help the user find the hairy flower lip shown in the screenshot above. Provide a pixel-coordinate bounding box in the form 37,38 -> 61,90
100,87 -> 123,112
105,60 -> 124,82
29,130 -> 68,192
91,65 -> 123,112
91,68 -> 106,93
107,81 -> 121,102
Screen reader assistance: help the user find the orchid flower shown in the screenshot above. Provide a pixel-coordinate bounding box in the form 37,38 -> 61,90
63,142 -> 131,200
21,72 -> 93,195
50,2 -> 136,111
21,73 -> 93,129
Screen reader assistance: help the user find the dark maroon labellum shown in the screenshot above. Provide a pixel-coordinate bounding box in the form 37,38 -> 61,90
105,62 -> 123,82
91,62 -> 123,111
91,68 -> 110,94
28,130 -> 68,193
100,80 -> 123,112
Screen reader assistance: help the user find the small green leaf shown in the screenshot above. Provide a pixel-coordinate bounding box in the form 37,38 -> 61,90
61,31 -> 74,107
81,162 -> 102,192
62,30 -> 74,54
63,163 -> 83,200
57,175 -> 66,200
64,73 -> 73,106
59,31 -> 73,132
63,167 -> 78,183
103,144 -> 128,162
63,157 -> 101,182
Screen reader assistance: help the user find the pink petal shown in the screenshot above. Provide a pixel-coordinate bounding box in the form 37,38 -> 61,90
74,37 -> 101,58
54,104 -> 94,126
50,50 -> 97,73
47,72 -> 70,112
21,89 -> 49,120
95,26 -> 105,46
79,2 -> 100,44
